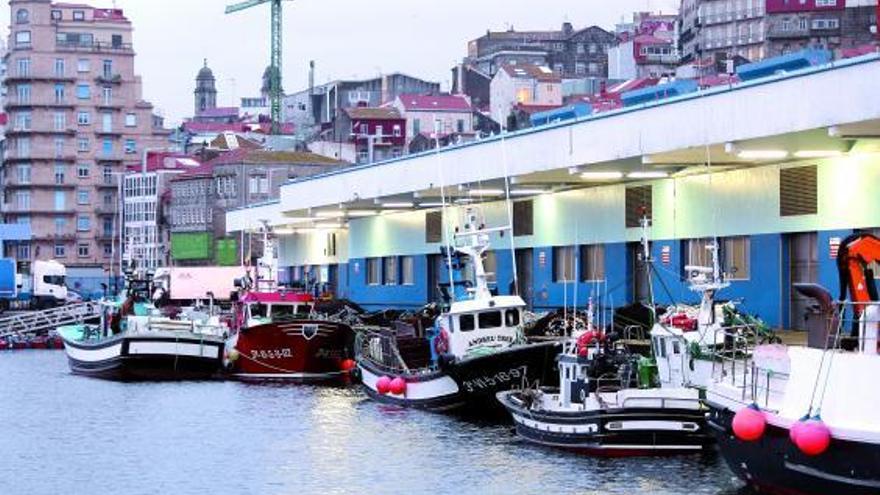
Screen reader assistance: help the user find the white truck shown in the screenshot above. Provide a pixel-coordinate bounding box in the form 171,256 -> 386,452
152,266 -> 247,303
0,259 -> 69,310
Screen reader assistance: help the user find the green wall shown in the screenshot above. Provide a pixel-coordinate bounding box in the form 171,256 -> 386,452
171,232 -> 211,260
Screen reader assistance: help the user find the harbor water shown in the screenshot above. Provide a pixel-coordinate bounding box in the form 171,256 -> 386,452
1,351 -> 749,495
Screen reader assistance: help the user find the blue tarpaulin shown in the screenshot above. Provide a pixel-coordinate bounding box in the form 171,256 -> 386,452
736,49 -> 832,82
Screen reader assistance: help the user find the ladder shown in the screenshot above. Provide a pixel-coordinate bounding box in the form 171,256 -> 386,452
0,302 -> 103,338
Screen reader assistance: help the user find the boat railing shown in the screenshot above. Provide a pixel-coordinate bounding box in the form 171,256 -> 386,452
355,326 -> 436,375
709,323 -> 765,399
620,395 -> 703,410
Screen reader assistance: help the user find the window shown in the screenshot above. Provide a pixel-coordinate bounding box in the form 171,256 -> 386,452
54,217 -> 66,235
51,9 -> 61,20
513,200 -> 533,236
77,214 -> 90,232
102,217 -> 113,236
54,58 -> 65,77
14,111 -> 32,131
125,113 -> 136,127
77,59 -> 90,73
15,190 -> 31,210
102,112 -> 112,132
16,84 -> 31,104
77,188 -> 89,205
16,8 -> 29,24
103,192 -> 113,207
77,243 -> 89,258
102,87 -> 112,105
77,111 -> 90,125
16,137 -> 31,157
426,210 -> 442,243
102,59 -> 112,78
54,190 -> 65,211
16,243 -> 30,260
575,62 -> 587,75
49,111 -> 64,131
457,119 -> 465,133
102,138 -> 113,156
77,163 -> 90,178
459,314 -> 475,332
580,244 -> 605,281
815,0 -> 836,5
554,246 -> 576,282
16,164 -> 31,184
625,185 -> 653,228
15,31 -> 31,47
102,243 -> 112,257
55,164 -> 66,184
54,84 -> 65,103
76,84 -> 90,99
505,309 -> 520,327
383,256 -> 398,285
103,166 -> 113,184
366,258 -> 381,285
54,243 -> 66,258
393,125 -> 401,137
376,125 -> 383,137
17,58 -> 30,77
401,256 -> 414,285
478,311 -> 503,329
124,139 -> 136,154
588,62 -> 599,74
413,119 -> 421,135
723,236 -> 750,280
73,10 -> 85,21
77,138 -> 89,152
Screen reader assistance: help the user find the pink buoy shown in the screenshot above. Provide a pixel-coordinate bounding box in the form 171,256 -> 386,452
795,419 -> 831,456
732,406 -> 766,442
789,420 -> 807,444
340,359 -> 357,372
376,376 -> 392,395
389,377 -> 407,395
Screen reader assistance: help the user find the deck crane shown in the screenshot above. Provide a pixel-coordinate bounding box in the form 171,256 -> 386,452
225,0 -> 289,134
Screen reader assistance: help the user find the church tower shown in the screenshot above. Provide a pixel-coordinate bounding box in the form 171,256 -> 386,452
194,59 -> 217,115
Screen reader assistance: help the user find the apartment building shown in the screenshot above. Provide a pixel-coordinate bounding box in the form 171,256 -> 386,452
2,0 -> 170,270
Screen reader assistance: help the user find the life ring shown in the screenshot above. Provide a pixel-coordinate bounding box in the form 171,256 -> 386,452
434,329 -> 450,355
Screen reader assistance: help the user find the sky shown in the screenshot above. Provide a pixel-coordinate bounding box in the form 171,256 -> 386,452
2,0 -> 680,125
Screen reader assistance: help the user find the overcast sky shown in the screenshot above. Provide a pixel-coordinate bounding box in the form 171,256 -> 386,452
3,0 -> 680,124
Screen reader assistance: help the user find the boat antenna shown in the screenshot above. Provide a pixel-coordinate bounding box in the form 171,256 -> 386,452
434,120 -> 456,303
500,131 -> 519,297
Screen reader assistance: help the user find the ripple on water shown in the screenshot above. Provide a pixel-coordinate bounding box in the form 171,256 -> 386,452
0,352 -> 748,495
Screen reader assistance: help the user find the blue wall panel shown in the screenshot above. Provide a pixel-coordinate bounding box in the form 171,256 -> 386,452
347,256 -> 429,310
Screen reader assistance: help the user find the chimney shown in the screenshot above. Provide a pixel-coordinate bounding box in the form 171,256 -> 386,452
309,60 -> 315,95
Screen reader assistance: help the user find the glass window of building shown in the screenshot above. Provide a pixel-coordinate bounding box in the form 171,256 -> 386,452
366,258 -> 381,285
77,215 -> 90,232
55,164 -> 66,184
401,256 -> 414,285
77,243 -> 89,257
77,188 -> 89,205
16,164 -> 31,184
54,112 -> 66,131
76,84 -> 90,99
54,243 -> 66,258
553,246 -> 576,282
77,163 -> 90,178
54,58 -> 65,77
77,59 -> 90,73
383,257 -> 398,285
580,244 -> 605,281
125,113 -> 136,127
17,58 -> 30,77
15,31 -> 31,47
77,111 -> 90,125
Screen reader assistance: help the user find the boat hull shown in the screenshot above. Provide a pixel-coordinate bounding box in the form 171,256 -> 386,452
61,332 -> 224,381
227,319 -> 355,382
359,341 -> 560,413
497,390 -> 712,456
707,406 -> 880,495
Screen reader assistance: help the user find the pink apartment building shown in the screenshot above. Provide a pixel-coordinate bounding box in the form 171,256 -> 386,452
3,0 -> 170,270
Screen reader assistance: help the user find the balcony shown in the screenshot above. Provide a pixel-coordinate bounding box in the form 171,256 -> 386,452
96,181 -> 119,189
641,53 -> 680,64
2,180 -> 75,189
55,41 -> 134,54
95,74 -> 123,85
4,74 -> 76,84
95,155 -> 125,163
4,99 -> 75,110
94,128 -> 123,137
33,233 -> 76,241
5,126 -> 77,136
700,8 -> 763,26
1,205 -> 76,215
96,100 -> 125,111
4,153 -> 77,163
767,26 -> 810,39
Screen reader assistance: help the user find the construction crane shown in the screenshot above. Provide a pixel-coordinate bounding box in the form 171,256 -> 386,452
225,0 -> 289,134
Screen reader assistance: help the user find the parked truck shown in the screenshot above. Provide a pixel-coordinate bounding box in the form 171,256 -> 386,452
0,259 -> 69,310
152,266 -> 247,303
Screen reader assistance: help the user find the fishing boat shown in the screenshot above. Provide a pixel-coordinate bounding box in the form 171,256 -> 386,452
356,208 -> 559,412
58,276 -> 226,381
223,228 -> 356,382
706,232 -> 880,495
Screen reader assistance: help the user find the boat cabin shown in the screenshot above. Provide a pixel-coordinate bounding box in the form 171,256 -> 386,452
438,295 -> 525,359
239,291 -> 315,326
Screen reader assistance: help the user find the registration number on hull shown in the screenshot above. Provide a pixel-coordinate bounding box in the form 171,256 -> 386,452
461,365 -> 527,393
250,348 -> 292,360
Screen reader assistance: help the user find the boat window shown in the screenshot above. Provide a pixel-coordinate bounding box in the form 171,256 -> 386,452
249,303 -> 268,318
478,311 -> 502,329
505,309 -> 520,327
270,304 -> 299,319
672,340 -> 681,355
565,367 -> 570,380
459,314 -> 475,332
657,338 -> 667,358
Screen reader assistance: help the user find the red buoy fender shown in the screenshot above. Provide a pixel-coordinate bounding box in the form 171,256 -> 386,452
732,405 -> 766,442
376,376 -> 392,394
795,419 -> 831,456
389,377 -> 407,395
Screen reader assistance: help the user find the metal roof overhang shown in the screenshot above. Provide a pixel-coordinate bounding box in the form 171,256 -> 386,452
227,54 -> 880,233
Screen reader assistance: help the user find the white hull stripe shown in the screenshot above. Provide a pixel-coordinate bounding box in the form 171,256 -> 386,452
512,415 -> 700,434
359,365 -> 459,400
64,343 -> 123,363
128,341 -> 221,359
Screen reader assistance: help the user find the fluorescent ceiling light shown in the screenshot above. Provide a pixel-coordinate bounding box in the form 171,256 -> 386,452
418,202 -> 446,208
468,189 -> 505,196
737,150 -> 789,160
793,150 -> 843,159
315,210 -> 345,218
346,210 -> 378,217
380,202 -> 414,208
510,188 -> 547,196
273,229 -> 294,235
581,171 -> 623,180
282,217 -> 314,224
627,171 -> 669,179
314,222 -> 345,229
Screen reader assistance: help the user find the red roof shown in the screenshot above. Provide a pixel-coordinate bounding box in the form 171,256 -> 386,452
241,291 -> 313,304
841,44 -> 878,59
196,107 -> 240,118
397,94 -> 472,112
126,152 -> 203,173
182,121 -> 249,133
634,34 -> 673,45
